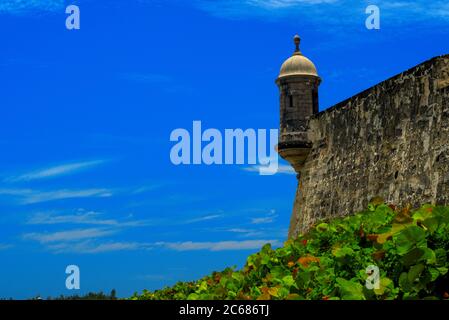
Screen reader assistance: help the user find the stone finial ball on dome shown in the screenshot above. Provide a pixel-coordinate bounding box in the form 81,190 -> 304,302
293,34 -> 301,54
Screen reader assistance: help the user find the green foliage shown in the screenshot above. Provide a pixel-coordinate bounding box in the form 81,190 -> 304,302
45,289 -> 118,300
131,203 -> 449,300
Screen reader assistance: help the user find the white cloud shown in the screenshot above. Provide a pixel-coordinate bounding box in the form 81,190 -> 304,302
22,219 -> 282,253
28,210 -> 116,225
192,0 -> 341,19
191,0 -> 449,23
225,228 -> 263,237
6,160 -> 107,182
184,214 -> 223,224
23,238 -> 282,253
156,239 -> 281,251
243,164 -> 295,175
46,240 -> 152,254
226,228 -> 257,233
0,188 -> 113,204
130,185 -> 161,195
27,210 -> 153,227
22,228 -> 116,243
0,243 -> 13,250
251,212 -> 278,224
245,0 -> 337,8
434,3 -> 449,17
0,0 -> 65,14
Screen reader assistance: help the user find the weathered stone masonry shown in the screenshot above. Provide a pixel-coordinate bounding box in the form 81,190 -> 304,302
276,37 -> 449,239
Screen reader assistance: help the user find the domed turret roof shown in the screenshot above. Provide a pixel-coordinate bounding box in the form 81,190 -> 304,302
278,35 -> 319,79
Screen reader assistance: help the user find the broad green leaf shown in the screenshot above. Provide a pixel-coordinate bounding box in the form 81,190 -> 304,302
374,277 -> 393,296
316,223 -> 329,232
412,206 -> 434,222
428,268 -> 440,281
435,248 -> 447,266
376,223 -> 408,244
286,293 -> 303,300
332,246 -> 354,258
261,254 -> 271,265
336,278 -> 366,300
268,287 -> 279,297
408,264 -> 425,283
437,267 -> 449,276
232,272 -> 244,282
187,293 -> 200,300
399,272 -> 412,292
281,275 -> 296,288
423,217 -> 439,233
401,247 -> 436,267
394,226 -> 426,255
422,248 -> 436,265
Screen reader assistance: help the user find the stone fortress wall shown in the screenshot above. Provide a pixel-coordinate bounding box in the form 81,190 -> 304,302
276,42 -> 449,238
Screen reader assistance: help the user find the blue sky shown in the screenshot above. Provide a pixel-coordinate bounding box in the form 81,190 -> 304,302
0,0 -> 448,298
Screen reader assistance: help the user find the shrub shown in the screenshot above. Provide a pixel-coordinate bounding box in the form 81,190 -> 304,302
131,202 -> 449,300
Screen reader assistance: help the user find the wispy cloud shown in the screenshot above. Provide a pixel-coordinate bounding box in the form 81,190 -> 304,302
0,188 -> 113,204
243,164 -> 295,175
0,243 -> 13,250
130,185 -> 161,195
224,228 -> 263,237
155,239 -> 281,251
184,214 -> 223,224
251,216 -> 277,224
27,209 -> 153,227
22,213 -> 153,253
191,0 -> 346,20
229,227 -> 288,239
23,238 -> 282,253
251,210 -> 278,224
5,160 -> 107,182
191,0 -> 449,24
23,228 -> 116,243
0,0 -> 66,15
434,3 -> 449,17
21,207 -> 283,253
46,240 -> 152,254
241,0 -> 337,8
23,231 -> 279,253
